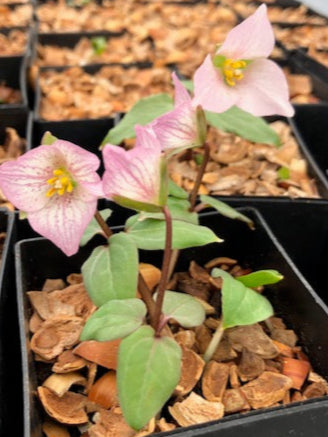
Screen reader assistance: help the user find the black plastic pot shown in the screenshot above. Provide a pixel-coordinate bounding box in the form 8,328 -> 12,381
0,55 -> 28,108
0,106 -> 32,150
0,209 -> 21,437
289,103 -> 328,188
15,207 -> 328,437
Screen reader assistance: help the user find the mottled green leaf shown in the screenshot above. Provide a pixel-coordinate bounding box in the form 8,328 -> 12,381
80,299 -> 146,341
127,218 -> 222,250
157,290 -> 205,328
118,326 -> 181,430
212,268 -> 274,329
199,195 -> 254,229
206,106 -> 281,146
168,179 -> 189,199
80,209 -> 112,246
101,94 -> 173,146
81,232 -> 138,306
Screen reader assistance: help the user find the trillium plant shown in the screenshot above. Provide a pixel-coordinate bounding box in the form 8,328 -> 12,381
0,4 -> 293,431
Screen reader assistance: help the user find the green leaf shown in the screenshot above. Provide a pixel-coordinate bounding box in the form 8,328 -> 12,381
118,326 -> 181,430
278,166 -> 290,180
101,94 -> 174,146
81,232 -> 138,306
127,218 -> 222,250
206,106 -> 281,146
80,209 -> 112,246
199,195 -> 254,229
180,79 -> 193,93
41,131 -> 58,145
168,179 -> 189,199
91,36 -> 107,55
237,270 -> 284,288
212,268 -> 274,329
80,299 -> 146,342
157,290 -> 205,328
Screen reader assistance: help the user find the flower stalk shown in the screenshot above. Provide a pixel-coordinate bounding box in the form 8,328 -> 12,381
189,142 -> 210,211
203,320 -> 225,362
153,205 -> 173,336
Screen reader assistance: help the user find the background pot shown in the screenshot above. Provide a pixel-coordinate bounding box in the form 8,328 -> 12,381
15,207 -> 328,437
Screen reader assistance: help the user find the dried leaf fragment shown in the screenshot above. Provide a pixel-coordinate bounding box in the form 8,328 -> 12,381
139,263 -> 161,291
89,409 -> 135,437
42,420 -> 70,437
52,350 -> 88,374
169,392 -> 224,427
237,348 -> 265,381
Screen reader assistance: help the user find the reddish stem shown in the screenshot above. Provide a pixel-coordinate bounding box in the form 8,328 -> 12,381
153,206 -> 173,336
94,211 -> 113,238
189,142 -> 210,211
94,211 -> 156,323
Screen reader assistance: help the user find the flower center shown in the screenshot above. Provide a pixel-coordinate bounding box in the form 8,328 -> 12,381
222,58 -> 247,87
46,168 -> 75,198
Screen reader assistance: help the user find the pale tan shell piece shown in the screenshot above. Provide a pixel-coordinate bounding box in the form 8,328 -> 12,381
43,372 -> 87,397
38,386 -> 88,425
42,420 -> 70,437
52,350 -> 88,374
31,316 -> 84,360
222,389 -> 251,414
74,339 -> 120,369
202,361 -> 230,402
169,392 -> 224,427
139,263 -> 161,291
226,324 -> 279,359
89,409 -> 135,437
240,371 -> 293,409
42,278 -> 66,292
175,346 -> 205,396
88,371 -> 118,409
174,330 -> 196,349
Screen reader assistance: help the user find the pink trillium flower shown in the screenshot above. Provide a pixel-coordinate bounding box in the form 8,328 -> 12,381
193,4 -> 294,117
0,140 -> 102,256
151,72 -> 206,152
102,125 -> 167,212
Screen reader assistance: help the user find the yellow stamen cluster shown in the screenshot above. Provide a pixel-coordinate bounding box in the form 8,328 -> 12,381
46,168 -> 74,198
223,58 -> 247,87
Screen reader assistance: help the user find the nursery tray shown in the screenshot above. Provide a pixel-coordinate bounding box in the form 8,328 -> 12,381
15,207 -> 328,437
0,106 -> 32,148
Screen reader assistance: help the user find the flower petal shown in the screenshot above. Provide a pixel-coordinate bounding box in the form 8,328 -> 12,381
102,142 -> 162,206
172,72 -> 191,106
27,191 -> 97,256
193,54 -> 237,113
234,58 -> 295,117
0,145 -> 61,212
151,104 -> 198,150
134,124 -> 162,152
217,4 -> 274,60
52,140 -> 101,186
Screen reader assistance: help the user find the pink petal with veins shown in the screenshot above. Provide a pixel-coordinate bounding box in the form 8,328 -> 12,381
217,4 -> 274,60
28,190 -> 97,256
234,58 -> 295,117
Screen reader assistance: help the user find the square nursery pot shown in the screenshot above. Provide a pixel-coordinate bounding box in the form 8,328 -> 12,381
214,197 -> 328,307
0,208 -> 21,437
289,103 -> 328,187
15,207 -> 328,437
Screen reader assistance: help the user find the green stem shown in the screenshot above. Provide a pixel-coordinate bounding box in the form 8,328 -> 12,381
153,205 -> 173,336
189,142 -> 210,211
203,320 -> 225,362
